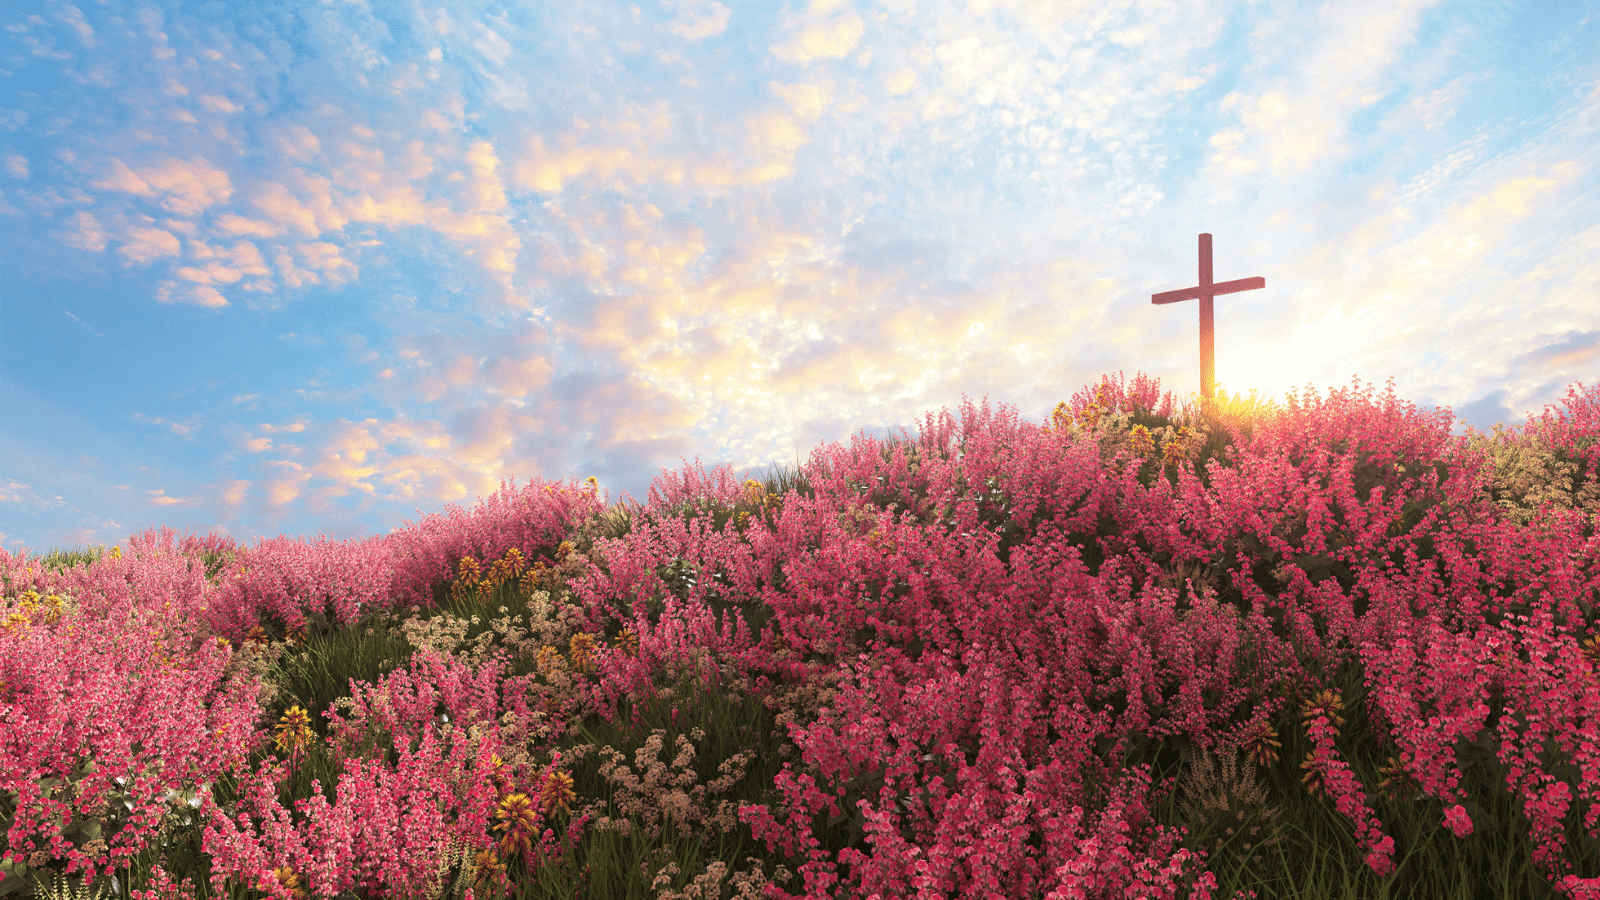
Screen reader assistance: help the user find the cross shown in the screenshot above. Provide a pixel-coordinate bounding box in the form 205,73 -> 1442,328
1151,233 -> 1265,400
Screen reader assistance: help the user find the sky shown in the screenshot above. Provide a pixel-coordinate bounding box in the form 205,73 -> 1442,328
1,0 -> 1597,560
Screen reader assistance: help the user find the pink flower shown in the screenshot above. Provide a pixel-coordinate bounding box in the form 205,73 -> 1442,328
1443,804 -> 1474,838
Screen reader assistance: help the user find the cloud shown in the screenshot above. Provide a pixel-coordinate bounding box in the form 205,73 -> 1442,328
1199,0 -> 1445,185
771,8 -> 865,63
55,210 -> 107,252
271,241 -> 358,289
130,412 -> 204,438
267,124 -> 323,164
172,262 -> 243,287
884,67 -> 916,96
462,139 -> 509,213
117,226 -> 182,265
511,100 -> 815,195
249,176 -> 347,238
667,0 -> 731,41
155,280 -> 228,308
92,159 -> 151,195
1174,64 -> 1217,93
92,154 -> 234,217
213,213 -> 282,238
198,94 -> 243,114
55,3 -> 98,48
770,80 -> 833,121
1214,90 -> 1331,174
1454,161 -> 1580,223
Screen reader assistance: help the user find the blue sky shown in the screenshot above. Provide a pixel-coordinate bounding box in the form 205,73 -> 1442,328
1,0 -> 1596,559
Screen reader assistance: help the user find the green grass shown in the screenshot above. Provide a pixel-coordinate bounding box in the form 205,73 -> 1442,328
4,395 -> 1599,900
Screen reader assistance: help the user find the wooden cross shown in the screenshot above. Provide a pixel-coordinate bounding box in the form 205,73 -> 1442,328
1151,233 -> 1265,400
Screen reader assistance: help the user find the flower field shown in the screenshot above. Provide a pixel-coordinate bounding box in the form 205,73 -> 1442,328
2,371 -> 1599,900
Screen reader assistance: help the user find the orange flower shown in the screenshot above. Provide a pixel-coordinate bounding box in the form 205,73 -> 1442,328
568,633 -> 596,674
492,792 -> 539,858
268,866 -> 309,900
539,770 -> 577,818
1377,755 -> 1421,804
615,626 -> 640,659
1300,751 -> 1330,801
534,645 -> 564,677
1244,721 -> 1282,768
1298,688 -> 1346,734
274,705 -> 315,762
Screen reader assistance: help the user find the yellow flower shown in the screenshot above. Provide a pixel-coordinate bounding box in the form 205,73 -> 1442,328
1048,400 -> 1073,433
473,845 -> 508,883
569,633 -> 596,674
1161,439 -> 1190,469
742,478 -> 772,509
0,612 -> 29,638
1127,424 -> 1156,458
483,753 -> 515,795
268,866 -> 309,900
539,770 -> 577,818
1300,751 -> 1330,801
492,792 -> 539,857
534,645 -> 564,677
274,705 -> 315,759
1244,721 -> 1282,768
1377,754 -> 1421,804
616,626 -> 640,659
1299,689 -> 1346,734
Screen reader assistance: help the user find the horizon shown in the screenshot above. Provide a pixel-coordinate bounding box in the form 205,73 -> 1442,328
3,1 -> 1597,557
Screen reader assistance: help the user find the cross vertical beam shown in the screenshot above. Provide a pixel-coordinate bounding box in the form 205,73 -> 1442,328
1151,233 -> 1265,400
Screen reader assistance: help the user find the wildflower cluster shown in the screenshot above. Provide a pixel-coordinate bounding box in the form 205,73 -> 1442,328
4,374 -> 1599,899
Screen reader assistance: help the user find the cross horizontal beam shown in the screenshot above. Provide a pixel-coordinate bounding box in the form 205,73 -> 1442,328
1151,275 -> 1264,305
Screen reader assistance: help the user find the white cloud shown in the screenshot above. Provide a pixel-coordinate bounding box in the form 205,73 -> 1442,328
771,10 -> 864,63
92,155 -> 234,216
668,0 -> 731,41
117,226 -> 182,264
55,210 -> 106,252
